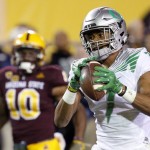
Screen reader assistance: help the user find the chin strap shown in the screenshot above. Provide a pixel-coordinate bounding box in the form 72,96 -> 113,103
19,62 -> 35,74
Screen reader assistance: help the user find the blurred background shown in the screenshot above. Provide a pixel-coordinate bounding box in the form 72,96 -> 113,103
0,0 -> 149,41
0,0 -> 150,150
0,0 -> 149,66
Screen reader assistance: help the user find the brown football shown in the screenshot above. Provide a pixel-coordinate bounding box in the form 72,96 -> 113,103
80,61 -> 106,101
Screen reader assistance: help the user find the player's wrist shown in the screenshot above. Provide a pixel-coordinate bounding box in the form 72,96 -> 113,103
62,88 -> 77,105
118,86 -> 136,103
69,78 -> 80,92
118,85 -> 127,96
68,85 -> 78,93
73,139 -> 85,147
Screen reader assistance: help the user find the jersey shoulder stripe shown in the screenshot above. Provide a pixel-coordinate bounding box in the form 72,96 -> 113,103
110,47 -> 147,73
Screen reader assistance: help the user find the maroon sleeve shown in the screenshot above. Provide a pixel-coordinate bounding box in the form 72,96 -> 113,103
0,68 -> 9,115
0,68 -> 5,98
46,65 -> 68,87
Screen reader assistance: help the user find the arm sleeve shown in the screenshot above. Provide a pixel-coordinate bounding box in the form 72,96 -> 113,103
49,66 -> 68,87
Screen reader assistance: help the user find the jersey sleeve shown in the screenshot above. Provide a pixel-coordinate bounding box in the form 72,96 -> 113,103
0,69 -> 5,97
0,68 -> 9,113
136,47 -> 150,78
48,65 -> 68,87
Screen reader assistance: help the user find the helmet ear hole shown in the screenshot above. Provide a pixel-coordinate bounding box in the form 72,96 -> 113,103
117,20 -> 123,28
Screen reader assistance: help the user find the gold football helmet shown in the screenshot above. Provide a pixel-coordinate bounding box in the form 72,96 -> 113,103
12,30 -> 46,73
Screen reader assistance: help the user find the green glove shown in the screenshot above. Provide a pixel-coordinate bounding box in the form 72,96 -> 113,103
93,66 -> 123,94
69,57 -> 97,92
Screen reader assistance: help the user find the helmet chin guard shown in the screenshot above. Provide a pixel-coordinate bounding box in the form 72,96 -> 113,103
90,47 -> 113,61
19,62 -> 35,74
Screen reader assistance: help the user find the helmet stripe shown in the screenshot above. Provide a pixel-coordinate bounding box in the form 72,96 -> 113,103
26,33 -> 30,41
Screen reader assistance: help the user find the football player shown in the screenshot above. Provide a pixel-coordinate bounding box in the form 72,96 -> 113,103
0,30 -> 86,150
55,6 -> 150,150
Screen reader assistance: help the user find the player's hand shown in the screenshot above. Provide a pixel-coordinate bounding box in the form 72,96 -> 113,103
69,140 -> 85,150
93,66 -> 123,94
69,57 -> 96,92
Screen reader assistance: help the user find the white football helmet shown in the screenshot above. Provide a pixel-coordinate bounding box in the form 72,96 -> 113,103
80,7 -> 128,61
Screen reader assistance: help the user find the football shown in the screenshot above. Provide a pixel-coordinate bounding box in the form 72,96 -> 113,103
80,61 -> 106,101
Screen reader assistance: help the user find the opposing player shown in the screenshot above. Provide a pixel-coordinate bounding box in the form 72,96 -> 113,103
55,6 -> 150,150
0,30 -> 86,150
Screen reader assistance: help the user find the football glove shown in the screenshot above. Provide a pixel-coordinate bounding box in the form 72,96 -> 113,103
70,140 -> 85,150
68,57 -> 96,92
93,66 -> 123,94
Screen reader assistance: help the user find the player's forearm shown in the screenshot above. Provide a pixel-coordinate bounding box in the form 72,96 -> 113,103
132,93 -> 150,116
73,103 -> 87,140
54,99 -> 76,127
120,86 -> 150,115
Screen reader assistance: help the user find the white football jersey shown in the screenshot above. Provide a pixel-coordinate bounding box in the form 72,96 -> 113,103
82,47 -> 150,150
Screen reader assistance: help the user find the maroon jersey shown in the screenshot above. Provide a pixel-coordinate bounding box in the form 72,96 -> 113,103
0,65 -> 68,144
